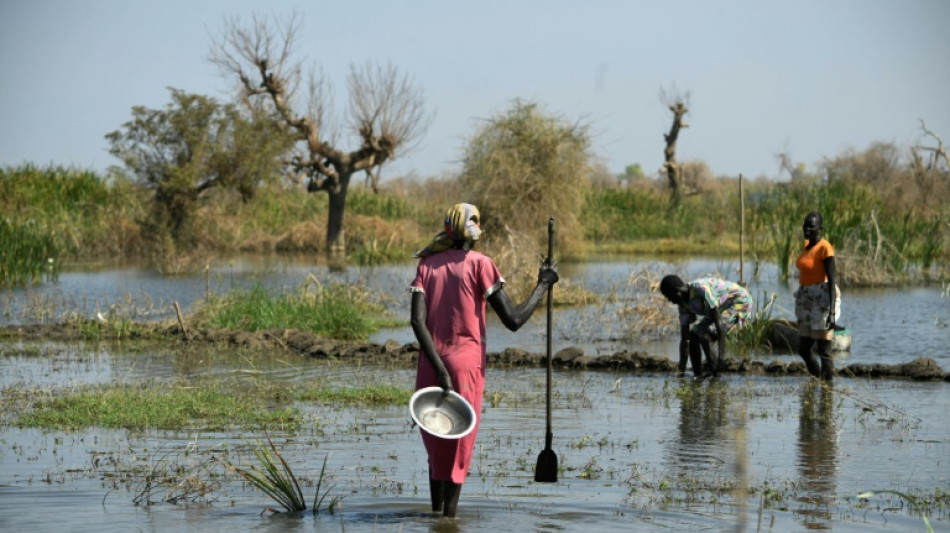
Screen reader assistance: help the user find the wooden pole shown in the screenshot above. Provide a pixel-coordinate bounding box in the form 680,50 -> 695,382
174,301 -> 189,341
739,173 -> 745,286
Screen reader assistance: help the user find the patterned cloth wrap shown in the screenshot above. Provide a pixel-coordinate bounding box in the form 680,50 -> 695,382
414,203 -> 482,258
794,282 -> 841,330
679,277 -> 752,339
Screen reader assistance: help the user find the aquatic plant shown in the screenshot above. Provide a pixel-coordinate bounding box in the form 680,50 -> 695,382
726,290 -> 778,355
858,490 -> 933,533
12,381 -> 299,430
226,438 -> 341,515
299,384 -> 411,406
228,437 -> 307,512
192,277 -> 392,341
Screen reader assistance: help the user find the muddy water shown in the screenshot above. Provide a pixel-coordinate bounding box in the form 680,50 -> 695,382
1,345 -> 948,532
1,257 -> 948,532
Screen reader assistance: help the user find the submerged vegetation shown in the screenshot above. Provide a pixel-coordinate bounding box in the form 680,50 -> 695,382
5,379 -> 411,431
9,381 -> 301,431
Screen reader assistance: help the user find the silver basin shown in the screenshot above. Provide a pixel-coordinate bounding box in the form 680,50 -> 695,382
409,387 -> 477,439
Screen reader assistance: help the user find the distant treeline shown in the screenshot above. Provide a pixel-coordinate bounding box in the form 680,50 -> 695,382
2,146 -> 947,287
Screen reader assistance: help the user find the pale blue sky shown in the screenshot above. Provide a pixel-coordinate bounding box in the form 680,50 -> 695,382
1,0 -> 948,181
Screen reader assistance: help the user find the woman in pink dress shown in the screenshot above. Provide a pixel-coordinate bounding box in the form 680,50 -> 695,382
409,203 -> 558,517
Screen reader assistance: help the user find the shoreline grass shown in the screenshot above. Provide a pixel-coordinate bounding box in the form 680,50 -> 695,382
192,281 -> 394,342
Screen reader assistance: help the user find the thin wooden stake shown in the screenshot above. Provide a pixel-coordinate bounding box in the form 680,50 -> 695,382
739,173 -> 746,286
174,301 -> 189,340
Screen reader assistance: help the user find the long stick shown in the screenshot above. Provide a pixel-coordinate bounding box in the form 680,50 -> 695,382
739,173 -> 746,285
545,217 -> 554,443
534,216 -> 558,482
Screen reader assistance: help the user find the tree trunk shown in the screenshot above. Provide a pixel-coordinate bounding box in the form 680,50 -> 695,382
664,101 -> 688,209
326,172 -> 352,255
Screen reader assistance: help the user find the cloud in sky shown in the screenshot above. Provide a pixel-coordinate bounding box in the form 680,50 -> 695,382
1,0 -> 948,181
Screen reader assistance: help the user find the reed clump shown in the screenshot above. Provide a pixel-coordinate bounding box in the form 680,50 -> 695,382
190,277 -> 394,342
0,218 -> 60,286
225,439 -> 341,514
0,164 -> 145,260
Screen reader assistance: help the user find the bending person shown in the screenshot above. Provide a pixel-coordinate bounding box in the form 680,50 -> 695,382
660,275 -> 752,378
409,203 -> 558,517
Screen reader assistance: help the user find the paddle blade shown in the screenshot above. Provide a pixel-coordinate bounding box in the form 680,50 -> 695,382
534,448 -> 558,483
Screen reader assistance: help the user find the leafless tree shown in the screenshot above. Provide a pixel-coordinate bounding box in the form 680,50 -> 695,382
659,86 -> 690,209
910,119 -> 949,210
209,13 -> 429,253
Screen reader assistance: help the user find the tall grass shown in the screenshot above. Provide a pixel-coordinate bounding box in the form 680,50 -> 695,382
347,186 -> 416,220
0,164 -> 144,259
193,279 -> 392,341
0,219 -> 60,286
746,178 -> 949,285
4,160 -> 946,285
582,185 -> 742,256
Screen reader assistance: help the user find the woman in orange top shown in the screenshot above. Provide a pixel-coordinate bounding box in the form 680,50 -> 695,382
794,211 -> 838,381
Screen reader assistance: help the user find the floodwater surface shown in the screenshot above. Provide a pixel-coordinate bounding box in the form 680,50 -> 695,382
1,257 -> 948,532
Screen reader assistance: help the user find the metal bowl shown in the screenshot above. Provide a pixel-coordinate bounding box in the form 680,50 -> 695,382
409,387 -> 477,439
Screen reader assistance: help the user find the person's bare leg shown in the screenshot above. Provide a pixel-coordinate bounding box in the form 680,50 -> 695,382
442,481 -> 462,517
429,474 -> 444,512
698,335 -> 717,377
817,339 -> 835,382
798,337 -> 821,378
688,335 -> 704,378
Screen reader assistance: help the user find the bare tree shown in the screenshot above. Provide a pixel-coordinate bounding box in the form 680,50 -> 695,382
660,87 -> 690,209
209,13 -> 429,254
911,119 -> 950,210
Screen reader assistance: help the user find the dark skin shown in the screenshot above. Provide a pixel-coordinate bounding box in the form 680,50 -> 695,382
664,286 -> 726,378
410,262 -> 558,392
410,244 -> 558,517
800,214 -> 837,381
803,215 -> 836,329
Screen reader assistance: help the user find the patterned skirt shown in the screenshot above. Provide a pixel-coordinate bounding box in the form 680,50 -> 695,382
794,282 -> 841,331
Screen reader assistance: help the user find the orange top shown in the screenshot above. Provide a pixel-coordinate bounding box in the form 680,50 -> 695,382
796,238 -> 834,285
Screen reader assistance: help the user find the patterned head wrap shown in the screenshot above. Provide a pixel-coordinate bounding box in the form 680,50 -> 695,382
414,203 -> 482,258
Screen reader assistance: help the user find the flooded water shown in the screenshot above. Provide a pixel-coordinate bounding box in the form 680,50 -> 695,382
1,257 -> 948,532
3,255 -> 948,367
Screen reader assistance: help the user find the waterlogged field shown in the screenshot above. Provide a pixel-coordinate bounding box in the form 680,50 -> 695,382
0,342 -> 948,533
0,258 -> 948,531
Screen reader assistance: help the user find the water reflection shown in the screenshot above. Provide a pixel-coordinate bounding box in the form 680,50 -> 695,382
795,381 -> 838,530
669,379 -> 730,472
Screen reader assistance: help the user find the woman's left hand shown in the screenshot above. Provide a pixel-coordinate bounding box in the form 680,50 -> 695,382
826,313 -> 836,330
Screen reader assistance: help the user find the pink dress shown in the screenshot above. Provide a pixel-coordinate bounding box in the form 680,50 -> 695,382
410,249 -> 504,484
